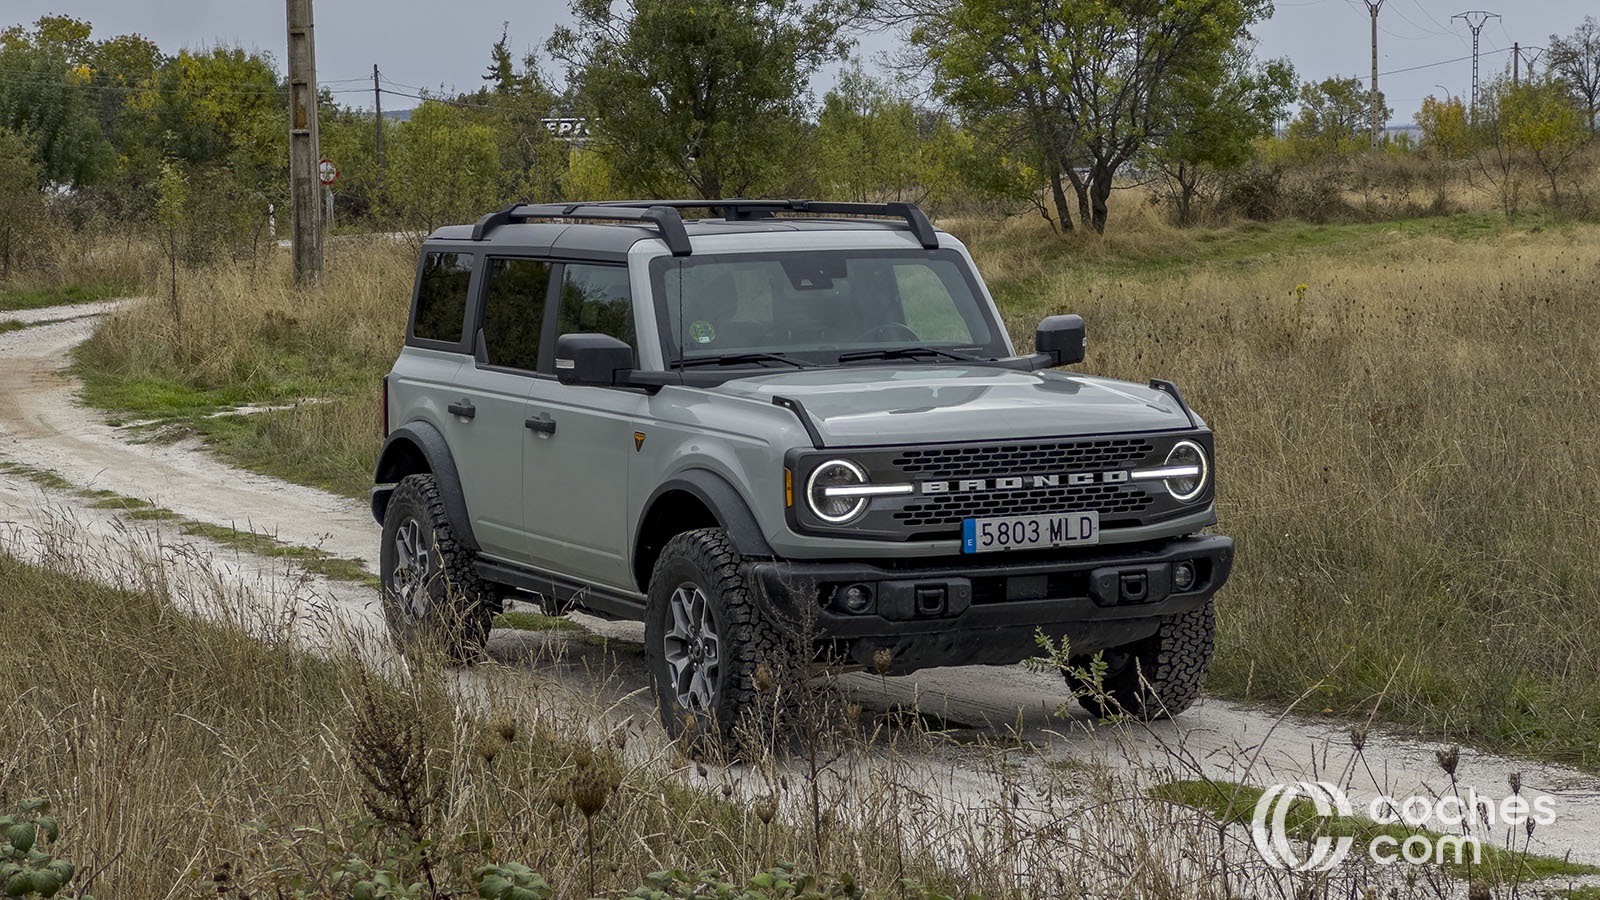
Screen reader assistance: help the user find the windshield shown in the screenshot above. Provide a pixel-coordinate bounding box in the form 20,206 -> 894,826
649,249 -> 1009,368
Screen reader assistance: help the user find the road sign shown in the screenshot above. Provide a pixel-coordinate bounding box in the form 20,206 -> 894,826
541,118 -> 590,141
318,158 -> 339,185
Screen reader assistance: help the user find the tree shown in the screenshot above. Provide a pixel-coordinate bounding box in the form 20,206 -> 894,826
1548,16 -> 1600,134
1285,76 -> 1388,162
1413,93 -> 1473,211
1149,54 -> 1295,225
484,23 -> 516,94
914,0 -> 1081,230
549,0 -> 861,199
812,65 -> 927,203
1497,79 -> 1587,205
464,43 -> 569,203
385,101 -> 504,232
154,160 -> 189,324
1415,94 -> 1472,158
0,16 -> 113,185
0,127 -> 46,280
918,0 -> 1271,233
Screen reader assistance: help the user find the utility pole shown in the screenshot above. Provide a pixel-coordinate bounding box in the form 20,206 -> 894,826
1522,46 -> 1546,82
1453,10 -> 1501,121
1513,42 -> 1519,86
1365,0 -> 1386,148
373,64 -> 385,170
286,0 -> 322,285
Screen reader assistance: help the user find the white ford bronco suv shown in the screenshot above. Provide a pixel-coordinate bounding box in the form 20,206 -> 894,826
372,200 -> 1233,738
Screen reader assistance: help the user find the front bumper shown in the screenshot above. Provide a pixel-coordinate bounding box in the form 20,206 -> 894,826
749,534 -> 1233,673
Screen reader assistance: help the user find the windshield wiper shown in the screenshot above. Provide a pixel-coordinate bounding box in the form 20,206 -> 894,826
837,346 -> 984,364
671,352 -> 816,370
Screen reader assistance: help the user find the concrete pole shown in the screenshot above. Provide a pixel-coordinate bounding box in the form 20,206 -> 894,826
287,0 -> 322,285
1368,1 -> 1385,148
374,64 -> 385,170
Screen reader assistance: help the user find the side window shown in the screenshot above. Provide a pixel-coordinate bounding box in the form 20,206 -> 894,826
480,258 -> 553,372
412,252 -> 473,344
557,264 -> 636,348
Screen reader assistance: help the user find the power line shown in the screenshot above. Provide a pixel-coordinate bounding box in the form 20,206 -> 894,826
1377,46 -> 1507,78
0,67 -> 368,96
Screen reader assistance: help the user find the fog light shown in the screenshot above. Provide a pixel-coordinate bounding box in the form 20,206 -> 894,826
1173,561 -> 1197,592
840,583 -> 874,614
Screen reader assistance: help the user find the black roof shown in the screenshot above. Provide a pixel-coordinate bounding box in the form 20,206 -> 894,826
426,200 -> 941,259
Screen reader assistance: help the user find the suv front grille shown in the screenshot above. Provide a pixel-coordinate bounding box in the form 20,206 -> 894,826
892,438 -> 1155,480
892,483 -> 1154,529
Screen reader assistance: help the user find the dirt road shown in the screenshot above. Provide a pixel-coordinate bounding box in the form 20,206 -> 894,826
4,302 -> 1598,871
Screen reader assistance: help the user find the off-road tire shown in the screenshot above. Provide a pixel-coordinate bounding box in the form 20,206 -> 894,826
644,528 -> 781,746
1069,598 -> 1214,720
379,473 -> 498,662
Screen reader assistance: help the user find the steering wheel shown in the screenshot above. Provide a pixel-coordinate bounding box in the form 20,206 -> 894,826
855,322 -> 921,343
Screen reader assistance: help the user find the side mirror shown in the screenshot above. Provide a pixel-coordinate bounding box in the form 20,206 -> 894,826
1035,314 -> 1086,367
555,333 -> 635,386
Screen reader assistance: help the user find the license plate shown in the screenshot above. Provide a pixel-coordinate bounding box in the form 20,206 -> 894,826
962,511 -> 1099,554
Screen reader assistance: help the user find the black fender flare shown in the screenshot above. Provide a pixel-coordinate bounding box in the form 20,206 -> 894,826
637,470 -> 775,561
371,421 -> 480,552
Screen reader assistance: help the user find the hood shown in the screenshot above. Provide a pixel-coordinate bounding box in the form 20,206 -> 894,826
706,365 -> 1194,447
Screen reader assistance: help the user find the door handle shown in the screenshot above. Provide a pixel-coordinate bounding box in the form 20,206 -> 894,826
524,416 -> 556,435
447,400 -> 476,419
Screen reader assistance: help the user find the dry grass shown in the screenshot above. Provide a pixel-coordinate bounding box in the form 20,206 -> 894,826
0,231 -> 147,311
74,239 -> 413,497
966,215 -> 1600,767
0,537 -> 1217,899
6,528 -> 1590,899
65,208 -> 1600,770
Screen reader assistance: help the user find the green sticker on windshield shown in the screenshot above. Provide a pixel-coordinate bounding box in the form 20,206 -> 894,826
690,320 -> 717,344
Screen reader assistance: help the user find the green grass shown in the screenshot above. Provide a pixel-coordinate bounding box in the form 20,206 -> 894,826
1547,889 -> 1600,900
0,280 -> 134,312
1152,780 -> 1599,881
178,520 -> 372,585
126,506 -> 182,521
0,461 -> 74,492
2,471 -> 371,584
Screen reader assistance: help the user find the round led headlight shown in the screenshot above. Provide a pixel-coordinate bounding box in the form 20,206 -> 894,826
806,459 -> 869,524
1163,440 -> 1210,502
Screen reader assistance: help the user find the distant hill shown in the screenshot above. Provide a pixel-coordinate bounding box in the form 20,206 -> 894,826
382,108 -> 413,123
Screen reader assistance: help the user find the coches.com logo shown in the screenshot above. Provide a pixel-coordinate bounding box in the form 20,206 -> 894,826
1249,782 -> 1539,870
1251,781 -> 1356,872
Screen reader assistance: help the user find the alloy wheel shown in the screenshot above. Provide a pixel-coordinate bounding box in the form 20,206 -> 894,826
662,583 -> 721,712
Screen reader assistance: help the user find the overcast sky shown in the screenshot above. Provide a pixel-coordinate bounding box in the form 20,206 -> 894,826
3,0 -> 1588,122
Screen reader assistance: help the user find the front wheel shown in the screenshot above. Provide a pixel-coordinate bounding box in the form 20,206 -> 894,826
1067,599 -> 1215,720
644,528 -> 780,744
379,473 -> 497,662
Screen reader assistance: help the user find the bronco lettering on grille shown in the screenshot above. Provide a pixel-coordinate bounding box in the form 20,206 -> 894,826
919,470 -> 1132,495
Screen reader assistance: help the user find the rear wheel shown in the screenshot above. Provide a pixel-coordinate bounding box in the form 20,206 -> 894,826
644,528 -> 780,744
1068,599 -> 1214,720
379,473 -> 497,662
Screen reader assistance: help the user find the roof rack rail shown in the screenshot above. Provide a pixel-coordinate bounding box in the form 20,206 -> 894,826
469,199 -> 940,255
471,202 -> 694,255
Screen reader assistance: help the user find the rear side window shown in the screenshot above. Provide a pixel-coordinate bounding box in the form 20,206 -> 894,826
557,264 -> 636,348
480,258 -> 553,372
412,252 -> 473,344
